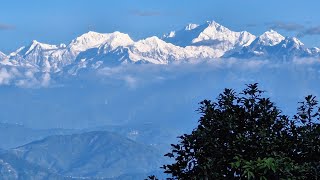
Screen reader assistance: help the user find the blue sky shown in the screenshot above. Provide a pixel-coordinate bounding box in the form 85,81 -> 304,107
1,0 -> 320,53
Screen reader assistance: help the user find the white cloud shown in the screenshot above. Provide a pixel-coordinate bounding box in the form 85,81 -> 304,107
41,73 -> 51,87
123,75 -> 138,89
2,58 -> 320,129
292,57 -> 320,65
0,66 -> 53,88
0,68 -> 11,85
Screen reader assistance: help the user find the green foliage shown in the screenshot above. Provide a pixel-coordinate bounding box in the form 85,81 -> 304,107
230,156 -> 306,180
160,83 -> 320,179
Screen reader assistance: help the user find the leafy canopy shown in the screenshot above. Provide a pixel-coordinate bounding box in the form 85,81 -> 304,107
158,83 -> 320,180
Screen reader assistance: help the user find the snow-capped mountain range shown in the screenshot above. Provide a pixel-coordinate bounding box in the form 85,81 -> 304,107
226,30 -> 318,60
0,20 -> 319,75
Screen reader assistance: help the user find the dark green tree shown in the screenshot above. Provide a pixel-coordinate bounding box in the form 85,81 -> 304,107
158,83 -> 320,179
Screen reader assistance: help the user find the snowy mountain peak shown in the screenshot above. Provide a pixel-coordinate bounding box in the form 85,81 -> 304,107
280,37 -> 305,49
257,30 -> 285,46
142,36 -> 164,44
185,23 -> 199,31
134,36 -> 170,50
28,40 -> 57,49
59,43 -> 67,48
31,40 -> 38,44
31,40 -> 57,48
69,31 -> 109,51
78,31 -> 104,39
104,31 -> 134,47
70,31 -> 133,52
227,33 -> 309,60
203,20 -> 238,34
311,47 -> 320,53
206,20 -> 223,28
291,37 -> 304,46
191,21 -> 256,48
161,20 -> 256,58
96,32 -> 134,55
164,31 -> 176,38
191,21 -> 230,44
16,40 -> 59,56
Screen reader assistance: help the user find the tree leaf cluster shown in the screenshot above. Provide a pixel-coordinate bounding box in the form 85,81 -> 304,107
159,84 -> 320,179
